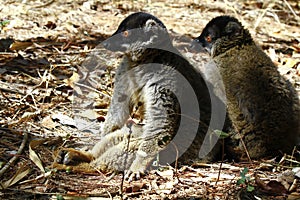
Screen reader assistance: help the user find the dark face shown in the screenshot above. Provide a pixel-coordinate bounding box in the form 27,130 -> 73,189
193,16 -> 242,54
102,12 -> 169,52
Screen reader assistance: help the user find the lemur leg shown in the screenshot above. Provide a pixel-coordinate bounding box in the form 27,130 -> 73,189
125,83 -> 180,181
56,124 -> 143,166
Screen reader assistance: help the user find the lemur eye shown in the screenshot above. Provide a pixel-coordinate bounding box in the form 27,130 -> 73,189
122,30 -> 129,37
206,35 -> 212,43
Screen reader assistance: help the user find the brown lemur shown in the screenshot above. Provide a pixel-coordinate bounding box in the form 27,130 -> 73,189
57,12 -> 227,180
193,16 -> 300,160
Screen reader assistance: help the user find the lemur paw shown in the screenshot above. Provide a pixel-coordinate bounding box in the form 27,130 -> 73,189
56,148 -> 93,165
124,158 -> 147,182
124,170 -> 143,182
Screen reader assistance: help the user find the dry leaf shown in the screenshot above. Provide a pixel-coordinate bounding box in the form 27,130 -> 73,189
157,181 -> 175,195
73,85 -> 83,96
51,196 -> 113,200
64,72 -> 80,88
76,109 -> 98,120
267,180 -> 288,195
52,113 -> 76,127
255,174 -> 288,195
292,167 -> 300,179
20,110 -> 41,121
29,140 -> 45,173
41,115 -> 57,129
1,164 -> 30,189
282,58 -> 298,68
9,41 -> 33,51
288,192 -> 300,200
124,182 -> 145,193
156,169 -> 174,180
277,170 -> 295,190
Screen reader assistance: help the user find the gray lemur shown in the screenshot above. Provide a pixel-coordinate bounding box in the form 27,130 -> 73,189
193,16 -> 300,160
57,12 -> 227,180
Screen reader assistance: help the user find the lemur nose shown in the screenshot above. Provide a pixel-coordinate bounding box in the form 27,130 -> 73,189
190,39 -> 205,52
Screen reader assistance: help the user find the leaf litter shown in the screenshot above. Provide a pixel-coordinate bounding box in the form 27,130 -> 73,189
0,0 -> 300,199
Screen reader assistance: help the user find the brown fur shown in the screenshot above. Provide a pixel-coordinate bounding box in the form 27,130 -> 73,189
195,16 -> 300,160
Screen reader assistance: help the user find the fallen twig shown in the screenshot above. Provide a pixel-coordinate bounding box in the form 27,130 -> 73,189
215,138 -> 225,185
0,80 -> 26,95
32,0 -> 55,8
0,132 -> 28,178
283,0 -> 299,21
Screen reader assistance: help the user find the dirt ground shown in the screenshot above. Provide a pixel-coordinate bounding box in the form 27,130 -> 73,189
0,0 -> 300,199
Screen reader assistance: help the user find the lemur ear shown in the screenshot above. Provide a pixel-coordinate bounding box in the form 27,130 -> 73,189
225,21 -> 242,36
144,19 -> 160,32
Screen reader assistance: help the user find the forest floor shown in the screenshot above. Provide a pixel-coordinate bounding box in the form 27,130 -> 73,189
0,0 -> 300,199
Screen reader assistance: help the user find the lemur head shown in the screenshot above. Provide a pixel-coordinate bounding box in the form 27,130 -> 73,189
103,12 -> 171,57
193,16 -> 252,57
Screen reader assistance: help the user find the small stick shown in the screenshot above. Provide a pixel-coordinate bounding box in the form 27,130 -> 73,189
33,0 -> 55,8
238,132 -> 252,163
215,138 -> 225,185
283,0 -> 299,20
0,132 -> 28,177
75,82 -> 112,98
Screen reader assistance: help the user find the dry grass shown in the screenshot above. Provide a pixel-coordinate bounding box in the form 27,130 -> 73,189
0,0 -> 299,199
